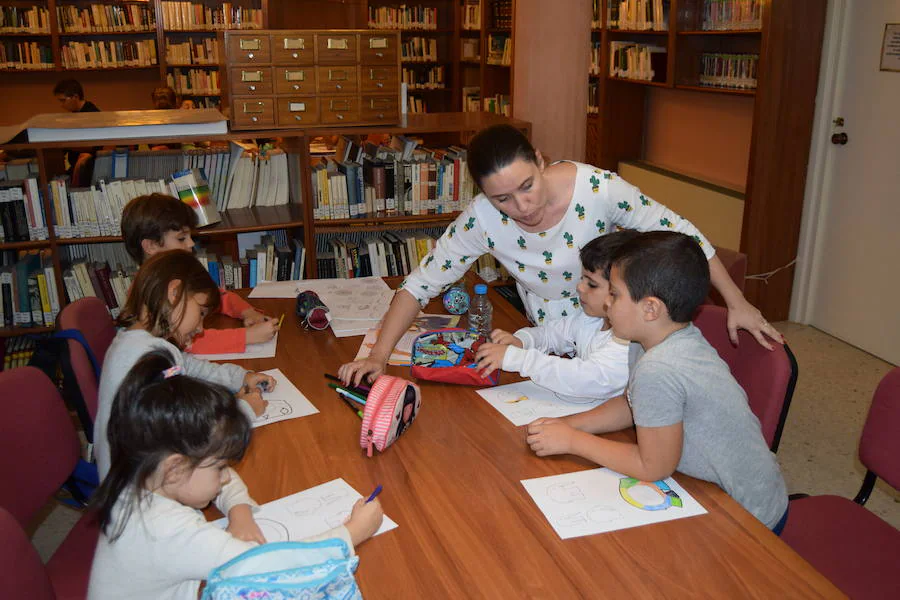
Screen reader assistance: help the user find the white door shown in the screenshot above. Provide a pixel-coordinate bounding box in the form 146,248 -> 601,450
792,0 -> 900,365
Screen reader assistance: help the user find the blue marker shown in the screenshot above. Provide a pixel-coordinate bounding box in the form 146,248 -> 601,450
365,485 -> 383,503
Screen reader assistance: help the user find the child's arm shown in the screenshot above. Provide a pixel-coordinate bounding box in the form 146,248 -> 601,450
216,469 -> 265,545
188,328 -> 247,355
512,314 -> 581,356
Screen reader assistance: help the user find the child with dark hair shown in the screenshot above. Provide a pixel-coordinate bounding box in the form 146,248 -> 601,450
526,231 -> 789,533
121,194 -> 279,355
95,250 -> 274,480
88,350 -> 384,600
473,230 -> 639,402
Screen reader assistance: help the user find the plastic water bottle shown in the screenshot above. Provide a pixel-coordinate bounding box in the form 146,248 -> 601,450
468,283 -> 493,339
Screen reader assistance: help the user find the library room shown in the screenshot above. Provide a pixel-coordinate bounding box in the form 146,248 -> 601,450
0,1 -> 897,598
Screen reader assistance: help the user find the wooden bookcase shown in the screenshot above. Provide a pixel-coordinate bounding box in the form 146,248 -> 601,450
0,111 -> 530,337
585,0 -> 827,320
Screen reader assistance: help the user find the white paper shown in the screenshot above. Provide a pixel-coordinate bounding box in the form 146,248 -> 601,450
476,380 -> 604,427
194,333 -> 278,361
521,468 -> 707,539
251,368 -> 319,428
214,478 -> 398,542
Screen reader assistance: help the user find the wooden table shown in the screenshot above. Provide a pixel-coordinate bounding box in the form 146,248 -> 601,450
208,284 -> 843,599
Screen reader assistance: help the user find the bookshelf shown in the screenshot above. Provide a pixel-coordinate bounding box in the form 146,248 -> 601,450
585,0 -> 827,319
0,111 -> 530,337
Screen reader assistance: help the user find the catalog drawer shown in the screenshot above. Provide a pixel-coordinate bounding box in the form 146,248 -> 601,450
276,98 -> 320,127
232,98 -> 275,128
272,33 -> 315,65
320,96 -> 360,124
230,67 -> 273,96
360,66 -> 398,93
316,33 -> 358,64
360,33 -> 398,64
274,67 -> 317,95
316,66 -> 359,94
227,35 -> 271,64
361,94 -> 399,122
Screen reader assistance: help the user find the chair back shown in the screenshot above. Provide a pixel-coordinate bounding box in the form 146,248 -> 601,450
0,507 -> 56,599
0,367 -> 81,526
693,305 -> 797,452
58,297 -> 116,422
859,367 -> 900,492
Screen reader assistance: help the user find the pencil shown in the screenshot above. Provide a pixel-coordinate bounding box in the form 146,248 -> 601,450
335,392 -> 364,418
277,313 -> 285,328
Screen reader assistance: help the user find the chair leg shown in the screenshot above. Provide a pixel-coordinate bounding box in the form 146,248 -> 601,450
853,470 -> 877,505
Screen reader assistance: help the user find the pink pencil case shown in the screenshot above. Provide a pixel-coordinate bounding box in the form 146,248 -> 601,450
359,375 -> 421,457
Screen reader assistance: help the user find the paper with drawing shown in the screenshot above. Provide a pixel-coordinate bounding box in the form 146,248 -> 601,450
194,333 -> 278,361
522,468 -> 707,539
250,368 -> 318,428
214,478 -> 398,542
476,380 -> 604,426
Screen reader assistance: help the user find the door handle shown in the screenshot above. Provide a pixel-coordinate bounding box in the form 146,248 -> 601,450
831,132 -> 848,145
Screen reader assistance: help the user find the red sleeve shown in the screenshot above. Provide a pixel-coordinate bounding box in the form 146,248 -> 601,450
220,290 -> 253,319
188,327 -> 247,355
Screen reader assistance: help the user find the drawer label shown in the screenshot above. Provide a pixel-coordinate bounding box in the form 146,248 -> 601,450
285,70 -> 306,81
368,38 -> 388,49
242,102 -> 265,114
328,69 -> 348,81
329,99 -> 351,111
327,38 -> 349,50
241,70 -> 263,82
283,38 -> 306,50
239,39 -> 261,51
369,69 -> 389,80
289,102 -> 307,112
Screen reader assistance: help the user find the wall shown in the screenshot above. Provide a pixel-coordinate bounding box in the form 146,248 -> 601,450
643,88 -> 754,191
513,0 -> 590,162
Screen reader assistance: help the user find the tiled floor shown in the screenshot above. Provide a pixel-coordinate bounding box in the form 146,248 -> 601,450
30,323 -> 899,562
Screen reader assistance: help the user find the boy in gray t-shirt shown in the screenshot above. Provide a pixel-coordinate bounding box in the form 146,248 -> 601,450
525,231 -> 788,531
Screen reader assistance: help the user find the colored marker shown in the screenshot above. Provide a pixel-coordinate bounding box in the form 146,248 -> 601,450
277,313 -> 285,329
333,386 -> 367,406
365,485 -> 382,503
325,373 -> 371,393
336,392 -> 363,418
327,382 -> 368,403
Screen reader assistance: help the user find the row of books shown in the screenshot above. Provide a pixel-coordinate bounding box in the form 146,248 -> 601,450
490,0 -> 513,29
592,0 -> 602,29
1,41 -> 54,70
400,37 -> 438,62
702,0 -> 762,31
461,38 -> 480,62
61,39 -> 158,69
0,5 -> 49,33
483,93 -> 511,116
368,6 -> 439,30
402,66 -> 445,90
200,233 -> 306,290
587,80 -> 600,114
462,0 -> 482,30
486,34 -> 511,66
0,178 -> 47,243
160,2 -> 263,31
56,3 -> 156,33
0,157 -> 39,183
609,41 -> 665,81
315,228 -> 443,279
462,86 -> 481,112
167,68 -> 221,96
699,53 -> 758,90
407,95 -> 427,114
61,257 -> 133,319
590,40 -> 602,75
2,335 -> 39,372
224,145 -> 292,211
0,250 -> 59,329
608,0 -> 669,31
165,39 -> 220,65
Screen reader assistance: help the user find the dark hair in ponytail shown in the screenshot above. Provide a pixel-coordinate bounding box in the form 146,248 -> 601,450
90,350 -> 251,541
467,124 -> 538,188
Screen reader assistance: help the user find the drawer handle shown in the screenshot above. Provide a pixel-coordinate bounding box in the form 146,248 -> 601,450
292,84 -> 300,90
239,39 -> 260,51
376,52 -> 384,58
337,114 -> 344,120
242,102 -> 265,114
369,37 -> 388,49
378,113 -> 384,119
327,38 -> 349,50
376,82 -> 384,88
248,52 -> 255,59
241,70 -> 263,82
283,38 -> 305,50
329,99 -> 351,111
249,85 -> 256,91
292,52 -> 299,58
252,116 -> 258,122
294,115 -> 303,121
335,84 -> 342,90
289,102 -> 307,112
285,70 -> 305,81
369,69 -> 388,80
328,69 -> 348,81
370,98 -> 392,109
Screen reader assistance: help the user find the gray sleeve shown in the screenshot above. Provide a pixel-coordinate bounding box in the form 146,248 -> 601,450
181,353 -> 247,392
629,361 -> 686,428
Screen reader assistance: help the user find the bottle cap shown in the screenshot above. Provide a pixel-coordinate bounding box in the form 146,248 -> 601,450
474,283 -> 488,294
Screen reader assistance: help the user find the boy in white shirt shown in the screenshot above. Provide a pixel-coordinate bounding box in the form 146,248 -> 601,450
474,230 -> 638,402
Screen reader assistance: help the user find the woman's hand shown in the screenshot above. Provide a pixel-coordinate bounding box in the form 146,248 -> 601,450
226,504 -> 266,544
726,297 -> 783,350
338,357 -> 386,387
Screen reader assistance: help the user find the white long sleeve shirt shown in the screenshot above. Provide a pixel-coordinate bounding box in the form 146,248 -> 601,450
87,470 -> 353,600
502,312 -> 629,402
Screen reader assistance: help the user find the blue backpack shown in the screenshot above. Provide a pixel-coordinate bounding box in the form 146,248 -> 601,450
202,538 -> 361,600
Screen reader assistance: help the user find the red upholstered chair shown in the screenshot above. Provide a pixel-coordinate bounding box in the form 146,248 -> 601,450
0,367 -> 99,600
0,507 -> 56,600
781,368 -> 900,600
692,304 -> 797,452
58,296 -> 117,423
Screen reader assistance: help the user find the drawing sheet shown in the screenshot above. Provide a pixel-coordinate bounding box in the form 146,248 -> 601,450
476,380 -> 604,426
355,314 -> 461,365
194,333 -> 278,361
214,478 -> 398,542
251,368 -> 319,428
521,468 -> 707,539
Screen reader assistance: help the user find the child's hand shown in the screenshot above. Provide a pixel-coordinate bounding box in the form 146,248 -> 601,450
245,319 -> 279,345
226,504 -> 266,545
338,357 -> 386,388
526,418 -> 577,457
237,385 -> 268,416
474,342 -> 508,376
344,498 -> 384,547
241,308 -> 268,327
490,329 -> 522,348
244,371 -> 277,393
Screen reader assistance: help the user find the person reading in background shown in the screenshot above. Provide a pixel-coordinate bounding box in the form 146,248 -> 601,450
525,231 -> 789,534
339,124 -> 782,387
151,86 -> 178,110
53,79 -> 100,179
121,193 -> 279,355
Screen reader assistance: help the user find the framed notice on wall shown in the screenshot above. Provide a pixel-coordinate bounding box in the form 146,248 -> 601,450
880,23 -> 900,72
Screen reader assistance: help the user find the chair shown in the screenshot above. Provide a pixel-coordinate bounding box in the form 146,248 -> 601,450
692,304 -> 797,452
0,507 -> 56,599
780,368 -> 900,600
0,366 -> 99,599
57,296 -> 117,424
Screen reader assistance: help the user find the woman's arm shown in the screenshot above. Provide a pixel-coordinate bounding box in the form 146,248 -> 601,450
709,256 -> 783,349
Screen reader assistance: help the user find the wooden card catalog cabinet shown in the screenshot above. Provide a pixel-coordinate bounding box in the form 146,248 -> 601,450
221,29 -> 400,130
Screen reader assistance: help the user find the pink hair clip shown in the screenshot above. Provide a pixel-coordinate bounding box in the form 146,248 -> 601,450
162,365 -> 185,379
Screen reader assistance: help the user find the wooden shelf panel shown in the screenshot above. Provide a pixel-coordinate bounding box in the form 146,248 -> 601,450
0,325 -> 52,338
674,84 -> 756,96
607,76 -> 669,88
678,30 -> 762,36
314,214 -> 457,234
608,29 -> 668,35
0,239 -> 52,250
59,31 -> 157,36
166,63 -> 219,68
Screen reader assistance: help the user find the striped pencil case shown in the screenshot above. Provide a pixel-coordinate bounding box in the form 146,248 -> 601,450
359,375 -> 421,457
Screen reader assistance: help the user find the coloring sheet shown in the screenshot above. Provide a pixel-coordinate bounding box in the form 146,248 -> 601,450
214,478 -> 398,542
521,468 -> 707,539
251,368 -> 319,428
195,333 -> 278,361
476,380 -> 604,427
355,314 -> 461,365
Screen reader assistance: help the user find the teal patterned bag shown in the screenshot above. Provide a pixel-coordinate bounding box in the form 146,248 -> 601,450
201,539 -> 361,600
